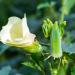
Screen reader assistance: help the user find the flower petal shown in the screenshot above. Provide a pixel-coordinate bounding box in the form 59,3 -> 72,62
22,14 -> 30,37
9,17 -> 23,40
0,15 -> 36,48
0,25 -> 11,43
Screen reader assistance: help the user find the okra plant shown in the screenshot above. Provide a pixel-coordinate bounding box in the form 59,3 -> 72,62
0,0 -> 74,75
0,14 -> 67,75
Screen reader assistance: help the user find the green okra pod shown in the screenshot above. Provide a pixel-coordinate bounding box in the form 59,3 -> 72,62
51,21 -> 62,58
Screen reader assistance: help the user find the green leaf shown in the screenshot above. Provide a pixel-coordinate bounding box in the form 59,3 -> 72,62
0,43 -> 10,55
0,66 -> 12,75
57,64 -> 68,75
62,42 -> 75,54
22,61 -> 42,72
62,0 -> 75,14
37,2 -> 50,10
22,61 -> 36,69
71,65 -> 75,75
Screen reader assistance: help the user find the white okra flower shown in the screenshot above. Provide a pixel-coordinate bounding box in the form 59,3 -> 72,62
0,14 -> 35,46
0,14 -> 42,53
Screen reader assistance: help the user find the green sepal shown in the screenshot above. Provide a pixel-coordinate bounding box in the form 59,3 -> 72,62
23,40 -> 42,53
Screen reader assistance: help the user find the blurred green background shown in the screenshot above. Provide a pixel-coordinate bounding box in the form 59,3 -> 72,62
0,0 -> 75,75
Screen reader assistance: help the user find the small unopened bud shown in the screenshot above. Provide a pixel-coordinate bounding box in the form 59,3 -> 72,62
42,19 -> 53,38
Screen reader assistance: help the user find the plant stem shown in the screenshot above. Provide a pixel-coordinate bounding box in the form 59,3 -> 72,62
60,0 -> 65,24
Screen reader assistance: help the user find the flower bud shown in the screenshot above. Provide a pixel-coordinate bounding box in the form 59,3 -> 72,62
42,19 -> 53,38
